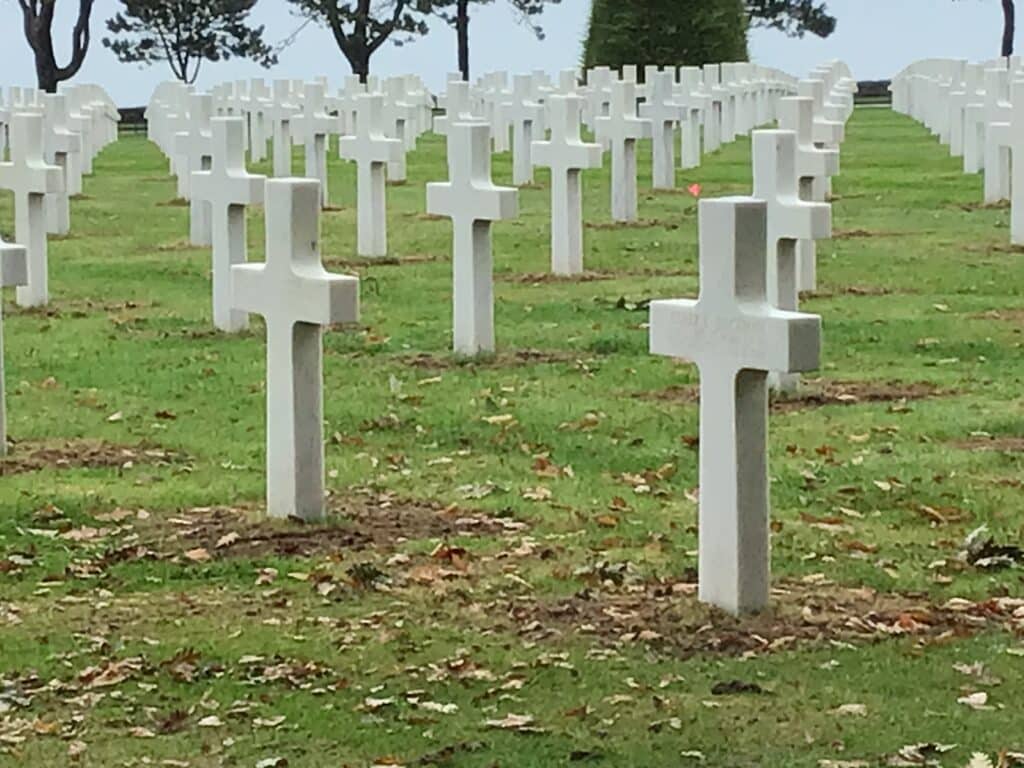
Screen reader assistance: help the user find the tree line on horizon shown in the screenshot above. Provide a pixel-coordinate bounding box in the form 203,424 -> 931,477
8,0 -> 1016,95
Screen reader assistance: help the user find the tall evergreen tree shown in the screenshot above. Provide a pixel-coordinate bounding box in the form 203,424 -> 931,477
582,0 -> 749,72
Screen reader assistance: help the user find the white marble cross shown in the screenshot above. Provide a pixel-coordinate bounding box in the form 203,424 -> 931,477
595,80 -> 651,221
650,197 -> 821,614
752,130 -> 831,392
505,75 -> 542,185
435,81 -> 479,136
383,78 -> 416,182
532,95 -> 602,275
777,97 -> 839,292
176,94 -> 214,246
249,79 -> 271,162
0,113 -> 63,308
0,238 -> 28,456
1009,78 -> 1024,244
640,70 -> 681,190
984,68 -> 1012,204
339,94 -> 403,258
191,117 -> 266,333
231,179 -> 359,521
269,80 -> 299,178
298,83 -> 336,208
676,67 -> 705,170
42,94 -> 83,236
427,122 -> 517,355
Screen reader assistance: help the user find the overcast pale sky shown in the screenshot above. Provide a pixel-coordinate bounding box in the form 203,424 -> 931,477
0,0 -> 1013,106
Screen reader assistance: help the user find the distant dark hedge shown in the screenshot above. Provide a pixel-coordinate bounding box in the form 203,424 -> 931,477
582,0 -> 749,73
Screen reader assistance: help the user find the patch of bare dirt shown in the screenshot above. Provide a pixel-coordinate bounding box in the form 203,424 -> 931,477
505,578 -> 1024,658
324,253 -> 439,270
117,494 -> 526,562
156,198 -> 189,208
7,299 -> 153,320
322,205 -> 347,213
831,228 -> 914,239
957,199 -> 1010,212
386,180 -> 408,187
951,436 -> 1024,452
585,218 -> 682,231
972,308 -> 1024,323
500,271 -> 616,285
500,266 -> 695,285
804,284 -> 896,299
637,379 -> 949,412
402,348 -> 582,371
412,212 -> 446,222
155,239 -> 202,252
0,440 -> 185,477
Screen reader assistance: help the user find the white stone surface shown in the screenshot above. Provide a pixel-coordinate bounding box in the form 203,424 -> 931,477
0,113 -> 63,308
752,130 -> 830,391
176,94 -> 214,246
984,68 -> 1011,204
649,197 -> 821,614
231,179 -> 359,521
595,80 -> 651,221
532,94 -> 602,275
269,80 -> 298,178
640,71 -> 681,190
0,238 -> 27,456
339,94 -> 403,258
297,83 -> 336,208
191,117 -> 266,333
777,96 -> 840,292
427,122 -> 518,355
505,75 -> 542,186
42,94 -> 82,236
1010,78 -> 1024,244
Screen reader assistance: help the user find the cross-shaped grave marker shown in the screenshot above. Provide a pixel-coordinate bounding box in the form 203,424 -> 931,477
0,238 -> 27,456
1009,78 -> 1024,244
984,67 -> 1012,204
676,67 -> 705,170
0,113 -> 63,308
298,83 -> 336,208
595,80 -> 651,221
268,80 -> 299,178
435,81 -> 478,136
339,94 -> 403,258
778,97 -> 839,293
231,179 -> 359,521
752,130 -> 831,392
383,78 -> 416,182
504,75 -> 542,186
175,94 -> 214,246
532,94 -> 602,275
649,197 -> 821,614
427,122 -> 518,355
42,94 -> 83,236
640,70 -> 682,190
191,117 -> 266,333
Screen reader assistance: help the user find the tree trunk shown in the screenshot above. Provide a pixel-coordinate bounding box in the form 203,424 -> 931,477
457,0 -> 470,81
1003,0 -> 1015,58
20,0 -> 95,93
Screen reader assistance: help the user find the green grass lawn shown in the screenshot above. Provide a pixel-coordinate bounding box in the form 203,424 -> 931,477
1,107 -> 1022,767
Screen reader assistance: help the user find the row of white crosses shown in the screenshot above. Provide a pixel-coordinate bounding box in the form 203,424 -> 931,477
891,57 -> 1024,241
0,85 -> 118,454
141,110 -> 361,519
148,77 -> 428,257
645,65 -> 859,614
